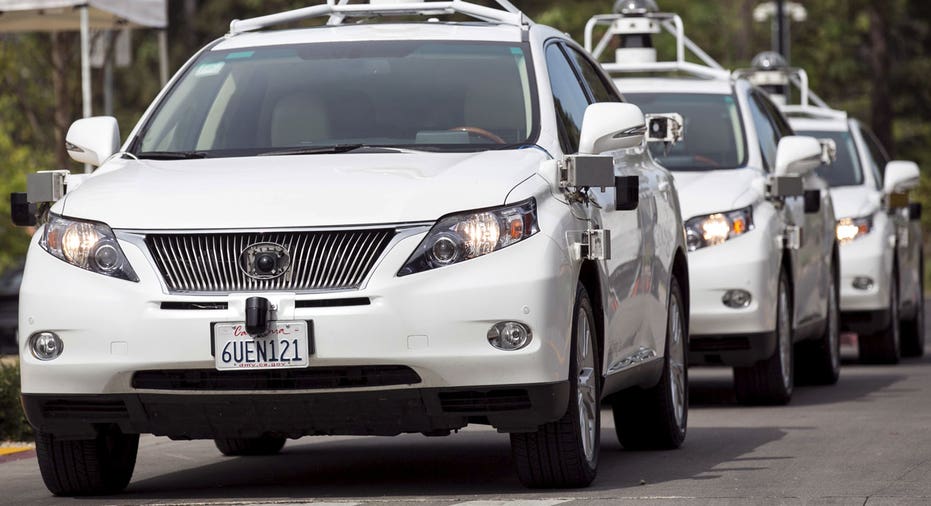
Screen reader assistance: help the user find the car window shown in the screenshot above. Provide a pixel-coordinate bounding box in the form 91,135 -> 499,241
135,41 -> 537,156
797,129 -> 863,187
625,92 -> 747,171
747,93 -> 779,171
545,43 -> 592,153
564,46 -> 620,103
758,94 -> 794,137
860,126 -> 890,184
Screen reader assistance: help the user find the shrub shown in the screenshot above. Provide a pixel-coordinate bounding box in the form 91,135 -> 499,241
0,360 -> 32,442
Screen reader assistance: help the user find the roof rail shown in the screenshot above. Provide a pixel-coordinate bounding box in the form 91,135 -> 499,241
734,65 -> 833,109
781,105 -> 848,121
229,0 -> 530,35
584,12 -> 731,80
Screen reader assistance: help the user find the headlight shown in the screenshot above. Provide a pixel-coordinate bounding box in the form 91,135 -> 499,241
399,199 -> 539,276
836,216 -> 872,244
685,207 -> 753,251
40,214 -> 139,282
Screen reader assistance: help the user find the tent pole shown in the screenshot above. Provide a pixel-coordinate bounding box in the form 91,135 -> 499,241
158,30 -> 169,86
80,5 -> 92,173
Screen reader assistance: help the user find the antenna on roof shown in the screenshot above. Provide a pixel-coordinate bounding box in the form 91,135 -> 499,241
585,2 -> 730,80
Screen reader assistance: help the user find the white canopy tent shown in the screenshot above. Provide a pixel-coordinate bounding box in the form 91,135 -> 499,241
0,0 -> 168,119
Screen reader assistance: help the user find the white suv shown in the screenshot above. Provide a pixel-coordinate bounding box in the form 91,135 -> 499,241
787,109 -> 923,362
13,0 -> 690,495
587,6 -> 839,405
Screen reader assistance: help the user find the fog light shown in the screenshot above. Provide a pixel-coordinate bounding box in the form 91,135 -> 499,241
488,321 -> 532,351
722,289 -> 752,308
29,332 -> 63,361
852,277 -> 874,290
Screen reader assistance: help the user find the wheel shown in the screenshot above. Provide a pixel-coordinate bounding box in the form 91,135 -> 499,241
734,268 -> 793,405
795,264 -> 841,385
214,436 -> 286,456
613,276 -> 687,450
901,259 -> 925,358
510,283 -> 600,488
859,270 -> 901,364
35,430 -> 139,496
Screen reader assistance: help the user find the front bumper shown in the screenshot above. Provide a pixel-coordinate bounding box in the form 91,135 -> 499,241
837,228 -> 893,313
19,226 -> 577,434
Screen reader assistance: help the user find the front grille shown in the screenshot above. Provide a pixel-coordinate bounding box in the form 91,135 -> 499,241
132,366 -> 422,391
145,229 -> 395,293
439,389 -> 532,412
41,399 -> 130,419
690,337 -> 751,352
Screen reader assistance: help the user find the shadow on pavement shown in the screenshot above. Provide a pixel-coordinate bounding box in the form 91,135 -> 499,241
120,424 -> 788,500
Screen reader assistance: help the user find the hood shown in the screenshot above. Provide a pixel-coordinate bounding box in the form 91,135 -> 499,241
62,150 -> 547,230
829,185 -> 880,220
670,169 -> 763,220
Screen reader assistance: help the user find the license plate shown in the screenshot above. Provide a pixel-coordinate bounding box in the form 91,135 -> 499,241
213,321 -> 310,371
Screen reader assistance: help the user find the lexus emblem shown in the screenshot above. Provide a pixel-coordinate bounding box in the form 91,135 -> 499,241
239,242 -> 291,280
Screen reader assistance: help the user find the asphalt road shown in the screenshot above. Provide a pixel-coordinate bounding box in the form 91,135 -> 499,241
2,306 -> 931,505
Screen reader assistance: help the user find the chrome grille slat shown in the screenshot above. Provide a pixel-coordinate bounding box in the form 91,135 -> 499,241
145,229 -> 396,294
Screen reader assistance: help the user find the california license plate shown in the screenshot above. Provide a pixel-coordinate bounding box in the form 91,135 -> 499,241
213,321 -> 310,371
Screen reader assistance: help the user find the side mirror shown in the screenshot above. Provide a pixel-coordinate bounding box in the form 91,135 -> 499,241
883,160 -> 920,194
66,116 -> 120,167
645,113 -> 684,144
774,136 -> 822,177
578,103 -> 645,155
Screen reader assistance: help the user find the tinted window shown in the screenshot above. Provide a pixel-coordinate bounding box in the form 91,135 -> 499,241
546,44 -> 591,153
861,127 -> 889,180
565,46 -> 620,103
748,94 -> 780,171
135,41 -> 536,157
798,130 -> 863,187
625,92 -> 746,171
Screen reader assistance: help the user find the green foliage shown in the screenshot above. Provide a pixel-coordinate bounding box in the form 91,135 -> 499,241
0,360 -> 32,442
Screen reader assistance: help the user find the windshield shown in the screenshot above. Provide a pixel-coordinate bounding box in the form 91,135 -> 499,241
797,130 -> 863,187
133,41 -> 537,157
625,93 -> 747,171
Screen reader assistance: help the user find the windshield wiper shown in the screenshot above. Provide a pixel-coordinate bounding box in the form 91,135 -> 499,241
135,151 -> 209,160
258,144 -> 418,156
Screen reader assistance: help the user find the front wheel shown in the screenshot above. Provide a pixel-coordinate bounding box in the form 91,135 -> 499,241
214,436 -> 286,456
734,268 -> 794,405
613,275 -> 688,450
859,271 -> 901,364
901,259 -> 925,358
35,430 -> 139,496
510,283 -> 600,488
796,264 -> 841,385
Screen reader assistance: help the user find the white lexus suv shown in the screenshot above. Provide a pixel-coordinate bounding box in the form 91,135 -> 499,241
13,0 -> 690,495
587,4 -> 839,405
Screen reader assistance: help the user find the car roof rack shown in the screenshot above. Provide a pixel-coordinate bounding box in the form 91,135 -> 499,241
734,54 -> 846,120
229,0 -> 531,35
584,8 -> 731,80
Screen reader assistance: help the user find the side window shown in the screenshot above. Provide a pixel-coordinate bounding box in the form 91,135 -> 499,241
758,94 -> 794,137
564,46 -> 621,103
545,44 -> 592,153
861,127 -> 890,181
747,93 -> 779,171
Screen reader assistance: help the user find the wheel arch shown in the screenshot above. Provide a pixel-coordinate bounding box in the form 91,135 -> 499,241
578,260 -> 604,375
671,246 -> 690,338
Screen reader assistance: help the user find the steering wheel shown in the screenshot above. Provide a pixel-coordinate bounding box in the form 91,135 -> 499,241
692,154 -> 721,168
449,126 -> 506,144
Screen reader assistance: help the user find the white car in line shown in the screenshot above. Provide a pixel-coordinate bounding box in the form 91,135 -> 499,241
13,0 -> 691,495
586,4 -> 840,406
786,109 -> 923,362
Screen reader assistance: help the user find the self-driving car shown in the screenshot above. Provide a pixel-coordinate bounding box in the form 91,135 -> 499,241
587,3 -> 839,405
13,0 -> 691,495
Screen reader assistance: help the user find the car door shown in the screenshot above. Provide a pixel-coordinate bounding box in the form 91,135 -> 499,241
545,41 -> 661,372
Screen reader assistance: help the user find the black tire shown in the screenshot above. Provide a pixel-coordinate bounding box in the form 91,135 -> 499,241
796,263 -> 841,385
510,283 -> 600,488
859,270 -> 901,364
734,268 -> 793,405
901,257 -> 925,358
214,436 -> 286,456
35,430 -> 139,496
613,276 -> 688,450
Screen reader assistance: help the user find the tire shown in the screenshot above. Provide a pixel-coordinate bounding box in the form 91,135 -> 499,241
796,264 -> 841,385
901,259 -> 925,358
613,276 -> 687,450
859,270 -> 901,364
510,283 -> 600,489
214,436 -> 286,456
734,268 -> 793,405
35,430 -> 139,496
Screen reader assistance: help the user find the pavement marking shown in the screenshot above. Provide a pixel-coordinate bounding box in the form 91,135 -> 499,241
0,446 -> 33,456
451,501 -> 572,506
